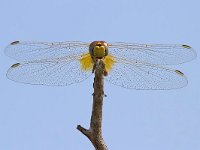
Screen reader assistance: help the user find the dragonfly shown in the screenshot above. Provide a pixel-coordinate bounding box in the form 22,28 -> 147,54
5,40 -> 197,89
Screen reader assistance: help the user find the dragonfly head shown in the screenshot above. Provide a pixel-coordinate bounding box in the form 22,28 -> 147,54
89,41 -> 108,59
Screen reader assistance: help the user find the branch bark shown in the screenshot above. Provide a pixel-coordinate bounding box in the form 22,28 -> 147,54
77,59 -> 108,150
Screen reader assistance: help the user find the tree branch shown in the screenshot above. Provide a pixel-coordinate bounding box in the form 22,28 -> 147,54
77,59 -> 108,150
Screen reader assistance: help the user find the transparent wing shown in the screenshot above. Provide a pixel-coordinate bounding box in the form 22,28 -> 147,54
6,56 -> 92,86
105,57 -> 188,89
4,41 -> 89,61
109,42 -> 197,65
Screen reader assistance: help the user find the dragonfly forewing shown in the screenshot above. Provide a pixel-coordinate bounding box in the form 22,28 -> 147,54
109,42 -> 197,65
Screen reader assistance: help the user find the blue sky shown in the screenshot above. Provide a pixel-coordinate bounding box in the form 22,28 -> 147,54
0,0 -> 199,149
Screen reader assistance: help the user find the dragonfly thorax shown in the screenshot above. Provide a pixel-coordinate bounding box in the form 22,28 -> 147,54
89,41 -> 108,59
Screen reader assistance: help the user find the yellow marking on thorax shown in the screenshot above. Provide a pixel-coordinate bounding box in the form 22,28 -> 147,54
80,53 -> 116,73
93,46 -> 106,58
80,53 -> 93,71
104,55 -> 116,73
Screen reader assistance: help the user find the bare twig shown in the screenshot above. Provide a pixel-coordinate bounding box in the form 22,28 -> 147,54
77,59 -> 108,150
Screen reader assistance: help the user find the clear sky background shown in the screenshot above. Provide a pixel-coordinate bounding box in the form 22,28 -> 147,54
0,0 -> 199,150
